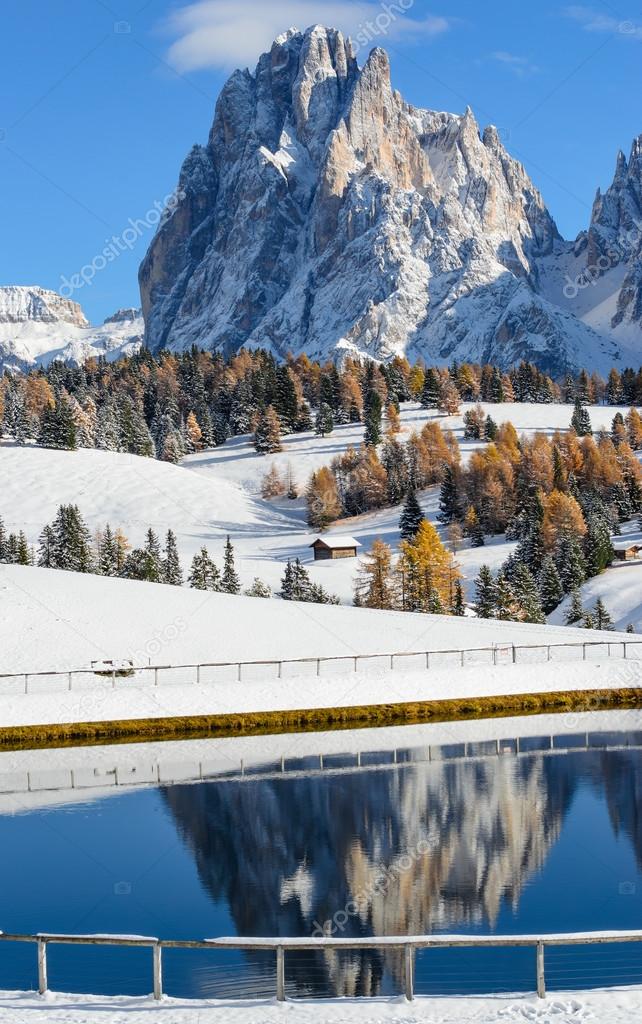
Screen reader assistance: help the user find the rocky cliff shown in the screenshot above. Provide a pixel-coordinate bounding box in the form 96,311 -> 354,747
140,26 -> 642,373
0,287 -> 143,372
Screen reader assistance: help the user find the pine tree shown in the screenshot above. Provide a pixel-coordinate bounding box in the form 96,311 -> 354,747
37,524 -> 56,568
254,406 -> 282,454
584,516 -> 614,576
511,564 -> 545,623
44,504 -> 93,572
281,558 -> 312,601
464,506 -> 485,547
474,566 -> 496,618
140,528 -> 162,582
16,532 -> 32,565
582,610 -> 596,629
188,547 -> 220,590
571,397 -> 592,437
494,575 -> 519,621
484,415 -> 498,441
221,535 -> 240,594
420,368 -> 441,408
315,402 -> 334,437
162,529 -> 183,585
565,590 -> 584,625
538,555 -> 564,614
97,524 -> 120,576
244,578 -> 271,598
0,517 -> 7,561
438,465 -> 461,524
399,489 -> 424,540
38,395 -> 77,450
452,579 -> 466,616
594,597 -> 614,631
363,389 -> 383,447
554,533 -> 587,592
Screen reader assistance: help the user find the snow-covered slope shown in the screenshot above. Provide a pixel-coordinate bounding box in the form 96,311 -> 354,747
139,25 -> 642,373
0,287 -> 143,372
0,562 -> 625,674
0,400 -> 629,609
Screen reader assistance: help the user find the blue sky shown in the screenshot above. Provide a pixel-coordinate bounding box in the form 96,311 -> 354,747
0,0 -> 640,324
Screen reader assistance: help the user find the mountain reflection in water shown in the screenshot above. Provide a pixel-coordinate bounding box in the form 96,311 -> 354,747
162,741 -> 642,997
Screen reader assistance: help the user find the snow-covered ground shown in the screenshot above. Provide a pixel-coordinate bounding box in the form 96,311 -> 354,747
0,400 -> 632,608
1,986 -> 641,1023
0,565 -> 635,730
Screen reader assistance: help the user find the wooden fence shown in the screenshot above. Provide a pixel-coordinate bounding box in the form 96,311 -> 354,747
1,929 -> 642,1002
1,639 -> 642,697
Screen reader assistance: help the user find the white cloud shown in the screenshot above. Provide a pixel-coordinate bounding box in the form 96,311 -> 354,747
565,6 -> 642,41
490,50 -> 540,77
162,0 -> 451,72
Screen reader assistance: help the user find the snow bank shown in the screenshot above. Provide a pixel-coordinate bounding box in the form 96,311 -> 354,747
0,986 -> 641,1022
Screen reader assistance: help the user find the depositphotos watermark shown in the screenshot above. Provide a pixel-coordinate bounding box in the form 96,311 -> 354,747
311,838 -> 433,937
352,0 -> 416,53
59,188 -> 185,298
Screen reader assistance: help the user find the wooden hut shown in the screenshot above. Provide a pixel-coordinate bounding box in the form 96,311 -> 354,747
310,536 -> 361,561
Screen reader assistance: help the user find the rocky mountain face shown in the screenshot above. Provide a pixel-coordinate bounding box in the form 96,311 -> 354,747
139,26 -> 642,373
0,287 -> 143,372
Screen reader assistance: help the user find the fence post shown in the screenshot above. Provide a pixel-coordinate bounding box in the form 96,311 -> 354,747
536,941 -> 545,998
37,938 -> 47,995
512,645 -> 516,664
276,946 -> 285,1001
404,944 -> 414,1001
153,943 -> 163,1001
24,673 -> 29,695
154,667 -> 159,686
68,672 -> 73,691
583,644 -> 586,661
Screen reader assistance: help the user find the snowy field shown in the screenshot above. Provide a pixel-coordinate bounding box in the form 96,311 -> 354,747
0,400 -> 635,616
1,987 -> 641,1023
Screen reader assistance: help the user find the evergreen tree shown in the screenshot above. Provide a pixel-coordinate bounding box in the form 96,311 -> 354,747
511,563 -> 545,623
142,528 -> 162,583
381,437 -> 408,504
438,465 -> 462,524
464,506 -> 485,547
494,575 -> 519,621
584,515 -> 614,576
188,547 -> 220,590
315,402 -> 334,437
162,529 -> 183,585
554,533 -> 587,592
363,389 -> 383,447
474,566 -> 496,618
565,590 -> 584,625
0,517 -> 7,561
538,555 -> 564,614
38,395 -> 77,450
254,406 -> 283,454
221,535 -> 240,594
452,579 -> 465,616
420,368 -> 441,408
244,578 -> 272,598
97,524 -> 120,576
594,597 -> 614,631
571,397 -> 592,437
484,415 -> 498,441
582,610 -> 596,629
37,524 -> 56,568
399,489 -> 424,540
16,532 -> 32,565
43,504 -> 93,572
281,558 -> 312,601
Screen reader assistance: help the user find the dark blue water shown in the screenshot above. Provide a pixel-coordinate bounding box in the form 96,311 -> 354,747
2,726 -> 642,999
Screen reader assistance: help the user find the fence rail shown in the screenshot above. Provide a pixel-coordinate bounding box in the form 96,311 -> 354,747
1,928 -> 642,1002
2,640 -> 642,698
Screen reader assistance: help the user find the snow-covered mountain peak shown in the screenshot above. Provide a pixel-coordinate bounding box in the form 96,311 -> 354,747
0,288 -> 143,373
131,26 -> 640,372
0,286 -> 89,328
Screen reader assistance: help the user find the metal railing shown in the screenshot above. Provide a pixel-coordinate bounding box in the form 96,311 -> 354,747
1,640 -> 641,698
1,928 -> 642,1002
